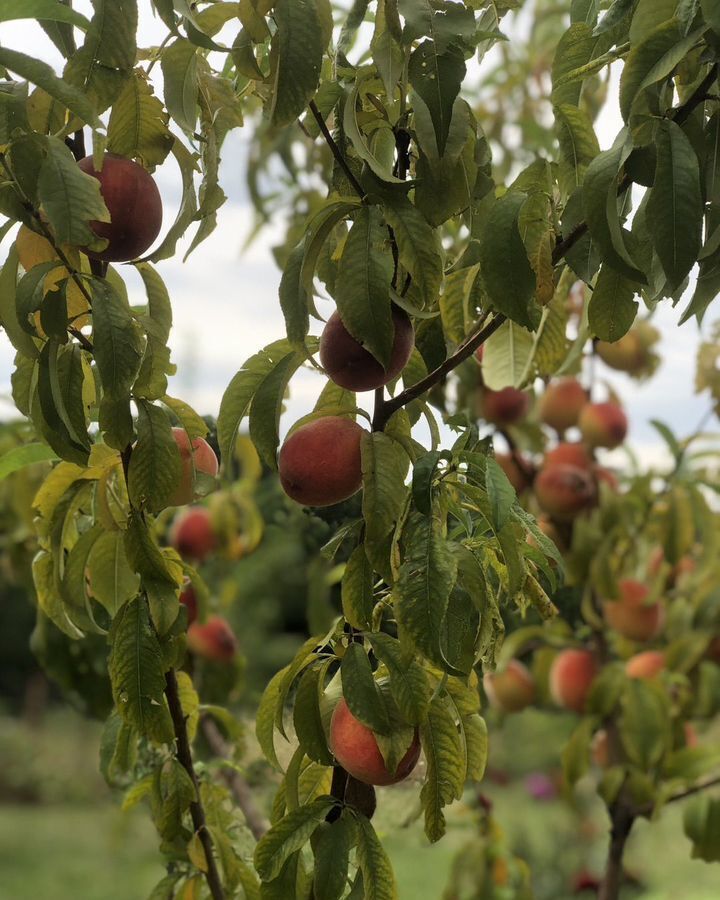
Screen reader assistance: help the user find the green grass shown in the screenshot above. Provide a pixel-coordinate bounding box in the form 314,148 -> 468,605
1,708 -> 719,899
0,805 -> 162,900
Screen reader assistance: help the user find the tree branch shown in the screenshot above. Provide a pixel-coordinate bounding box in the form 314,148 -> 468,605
308,100 -> 365,200
200,717 -> 268,841
635,774 -> 720,816
599,803 -> 635,900
165,670 -> 226,900
373,314 -> 506,431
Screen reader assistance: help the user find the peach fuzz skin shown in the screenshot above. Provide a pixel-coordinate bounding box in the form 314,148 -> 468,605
78,154 -> 162,262
602,580 -> 665,642
169,428 -> 219,507
187,616 -> 237,663
278,417 -> 365,507
319,306 -> 414,392
170,507 -> 216,562
483,660 -> 535,713
549,649 -> 598,713
329,699 -> 421,786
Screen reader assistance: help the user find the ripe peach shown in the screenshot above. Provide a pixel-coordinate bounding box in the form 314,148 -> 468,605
483,660 -> 535,712
625,650 -> 665,679
579,402 -> 628,450
170,507 -> 217,562
596,332 -> 645,374
538,379 -> 587,432
481,387 -> 530,427
77,154 -> 162,261
319,306 -> 414,392
278,416 -> 365,507
187,615 -> 237,663
543,442 -> 592,470
329,698 -> 420,786
179,582 -> 198,626
534,464 -> 597,521
169,427 -> 219,507
496,453 -> 532,494
602,579 -> 664,642
549,649 -> 597,713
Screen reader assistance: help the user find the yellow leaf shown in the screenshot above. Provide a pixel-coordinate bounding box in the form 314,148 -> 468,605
187,833 -> 208,873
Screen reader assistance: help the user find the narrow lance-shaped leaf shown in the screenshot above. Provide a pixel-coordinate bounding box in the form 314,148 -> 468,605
408,40 -> 465,156
269,0 -> 323,127
479,192 -> 538,329
646,119 -> 703,291
335,206 -> 395,368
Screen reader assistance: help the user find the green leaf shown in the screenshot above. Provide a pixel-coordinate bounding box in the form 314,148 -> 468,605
255,667 -> 287,770
420,693 -> 465,842
107,73 -> 174,168
619,20 -> 706,121
463,713 -> 488,781
383,196 -> 443,308
703,0 -> 720,32
485,457 -> 516,531
150,758 -> 196,840
108,597 -> 174,743
594,0 -> 634,35
254,797 -> 335,882
341,544 -> 375,630
37,137 -> 109,248
361,431 -> 409,553
335,206 -> 394,368
619,679 -> 671,769
354,814 -> 398,900
161,39 -> 198,132
249,350 -> 304,470
32,549 -> 84,639
0,46 -> 100,126
217,338 -> 294,468
368,632 -> 431,726
269,0 -> 323,127
91,277 -> 143,401
147,140 -> 199,263
37,340 -> 91,463
279,242 -> 310,349
481,319 -> 534,390
551,23 -> 609,108
395,511 -> 458,669
343,75 -> 404,184
555,104 -> 600,196
646,119 -> 703,290
582,142 -> 645,281
684,795 -> 720,862
0,246 -> 39,358
293,664 -> 334,766
124,511 -> 183,634
64,0 -> 137,113
479,192 -> 537,329
408,40 -> 465,156
0,442 -> 57,480
562,717 -> 594,786
86,530 -> 140,616
128,400 -> 183,513
300,197 -> 360,295
341,643 -> 390,734
313,817 -> 353,900
0,0 -> 90,27
588,264 -> 639,341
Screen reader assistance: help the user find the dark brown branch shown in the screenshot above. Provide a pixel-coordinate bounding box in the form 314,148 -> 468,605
69,326 -> 93,353
326,765 -> 349,823
373,314 -> 506,431
308,100 -> 365,200
200,717 -> 268,841
165,669 -> 225,900
635,774 -> 720,817
599,803 -> 635,900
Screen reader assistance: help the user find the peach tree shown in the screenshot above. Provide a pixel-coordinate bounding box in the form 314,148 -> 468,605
0,2 -> 719,899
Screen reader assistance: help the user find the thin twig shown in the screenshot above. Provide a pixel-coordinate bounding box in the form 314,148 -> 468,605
69,326 -> 93,352
200,717 -> 268,841
165,670 -> 226,900
636,774 -> 720,816
373,314 -> 507,430
308,99 -> 366,200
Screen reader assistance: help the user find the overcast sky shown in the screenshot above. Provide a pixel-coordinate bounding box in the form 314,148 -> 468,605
0,2 -> 716,470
